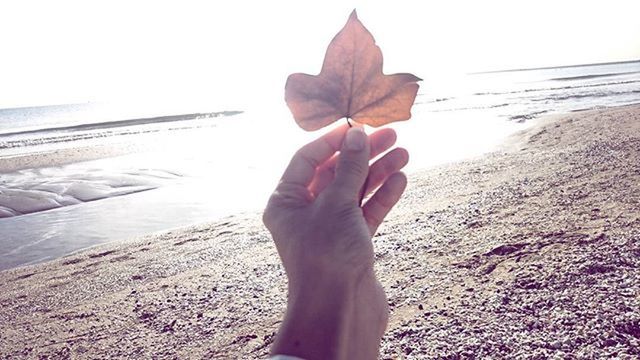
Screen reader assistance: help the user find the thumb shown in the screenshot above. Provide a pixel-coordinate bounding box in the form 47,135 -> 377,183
329,126 -> 370,201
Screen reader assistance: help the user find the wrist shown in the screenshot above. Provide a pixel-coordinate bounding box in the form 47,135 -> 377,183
273,268 -> 387,360
284,249 -> 375,295
287,263 -> 362,298
273,271 -> 356,360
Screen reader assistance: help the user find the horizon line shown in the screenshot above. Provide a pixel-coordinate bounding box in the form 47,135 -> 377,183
469,59 -> 640,75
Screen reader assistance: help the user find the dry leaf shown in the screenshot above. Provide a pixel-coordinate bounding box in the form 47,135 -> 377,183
285,10 -> 421,131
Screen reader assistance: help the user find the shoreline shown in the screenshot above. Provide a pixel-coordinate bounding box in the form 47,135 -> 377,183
1,104 -> 639,358
0,110 -> 242,138
0,110 -> 243,172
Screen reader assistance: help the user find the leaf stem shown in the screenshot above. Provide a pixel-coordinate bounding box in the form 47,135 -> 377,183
346,118 -> 352,127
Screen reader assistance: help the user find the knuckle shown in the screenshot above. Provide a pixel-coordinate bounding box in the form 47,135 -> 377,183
262,202 -> 279,230
383,156 -> 397,173
366,214 -> 381,231
366,204 -> 384,225
377,191 -> 396,208
340,158 -> 368,177
262,207 -> 273,228
325,185 -> 359,205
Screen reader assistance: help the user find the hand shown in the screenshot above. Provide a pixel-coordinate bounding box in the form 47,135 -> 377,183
264,125 -> 409,359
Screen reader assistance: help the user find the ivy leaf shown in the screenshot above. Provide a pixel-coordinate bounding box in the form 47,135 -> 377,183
285,10 -> 421,131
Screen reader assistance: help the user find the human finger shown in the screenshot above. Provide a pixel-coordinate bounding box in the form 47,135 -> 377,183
363,147 -> 409,198
362,172 -> 408,235
309,128 -> 397,196
278,123 -> 350,189
326,127 -> 371,203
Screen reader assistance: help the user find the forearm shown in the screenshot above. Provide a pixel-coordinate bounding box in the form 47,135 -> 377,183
271,267 -> 388,359
271,276 -> 355,360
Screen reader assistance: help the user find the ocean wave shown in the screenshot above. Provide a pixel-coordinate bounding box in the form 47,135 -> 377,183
472,79 -> 640,97
417,97 -> 455,105
508,110 -> 549,122
0,111 -> 242,137
530,89 -> 640,103
0,127 -> 159,149
425,102 -> 510,113
549,70 -> 640,81
0,111 -> 243,150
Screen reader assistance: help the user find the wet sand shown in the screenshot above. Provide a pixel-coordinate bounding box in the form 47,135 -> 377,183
0,110 -> 243,217
0,105 -> 639,358
0,165 -> 176,218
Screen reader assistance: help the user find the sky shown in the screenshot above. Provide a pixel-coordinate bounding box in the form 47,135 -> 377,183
1,0 -> 639,110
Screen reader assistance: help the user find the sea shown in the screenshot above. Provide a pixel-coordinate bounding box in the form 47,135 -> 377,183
1,60 -> 639,270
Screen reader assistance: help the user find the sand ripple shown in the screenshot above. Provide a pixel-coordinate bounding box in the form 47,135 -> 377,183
0,167 -> 180,217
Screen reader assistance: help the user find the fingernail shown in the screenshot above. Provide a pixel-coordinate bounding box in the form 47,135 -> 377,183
346,127 -> 365,151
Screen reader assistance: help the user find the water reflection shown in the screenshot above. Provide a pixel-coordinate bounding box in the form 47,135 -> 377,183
0,176 -> 272,270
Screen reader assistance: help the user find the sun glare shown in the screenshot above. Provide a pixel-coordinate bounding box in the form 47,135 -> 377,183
0,0 -> 638,109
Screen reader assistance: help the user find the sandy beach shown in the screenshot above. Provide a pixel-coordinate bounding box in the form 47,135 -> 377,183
0,105 -> 639,358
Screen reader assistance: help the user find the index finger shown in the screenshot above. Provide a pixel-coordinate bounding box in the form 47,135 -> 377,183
279,123 -> 351,188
